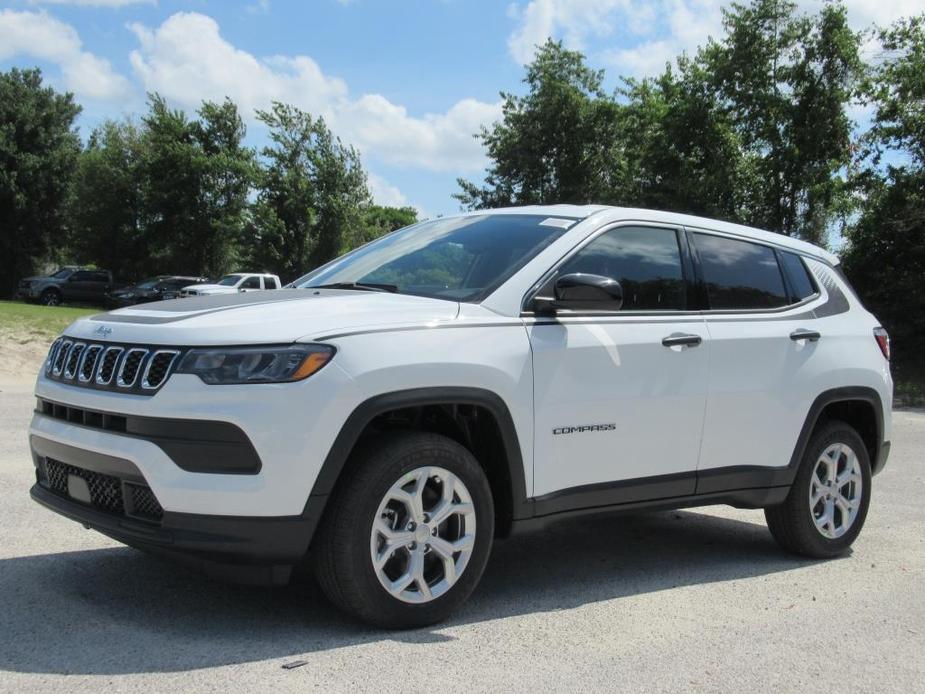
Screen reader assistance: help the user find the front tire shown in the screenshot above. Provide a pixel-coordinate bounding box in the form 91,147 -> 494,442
40,289 -> 62,306
313,432 -> 494,628
765,420 -> 872,558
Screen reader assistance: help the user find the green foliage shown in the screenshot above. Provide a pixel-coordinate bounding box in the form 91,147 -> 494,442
242,103 -> 371,282
0,68 -> 81,297
458,1 -> 862,245
456,39 -> 620,208
843,16 -> 925,375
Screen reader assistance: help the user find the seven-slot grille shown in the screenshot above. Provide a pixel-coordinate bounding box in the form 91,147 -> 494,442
40,457 -> 164,522
45,338 -> 180,394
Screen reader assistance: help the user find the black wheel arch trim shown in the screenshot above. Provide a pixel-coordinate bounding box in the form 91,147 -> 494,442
306,387 -> 532,522
786,386 -> 885,477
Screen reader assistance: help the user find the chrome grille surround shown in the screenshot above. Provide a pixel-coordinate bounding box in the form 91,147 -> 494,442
44,340 -> 182,395
116,348 -> 149,388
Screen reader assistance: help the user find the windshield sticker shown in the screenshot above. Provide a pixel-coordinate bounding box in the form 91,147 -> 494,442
539,217 -> 577,229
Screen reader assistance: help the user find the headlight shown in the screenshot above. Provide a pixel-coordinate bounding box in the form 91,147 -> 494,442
176,344 -> 334,384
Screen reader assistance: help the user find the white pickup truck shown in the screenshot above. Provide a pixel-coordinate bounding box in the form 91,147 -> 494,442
179,273 -> 281,297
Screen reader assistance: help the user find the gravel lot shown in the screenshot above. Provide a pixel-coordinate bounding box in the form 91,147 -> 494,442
1,376 -> 923,693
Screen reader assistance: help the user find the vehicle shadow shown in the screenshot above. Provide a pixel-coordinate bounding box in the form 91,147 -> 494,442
0,509 -> 825,675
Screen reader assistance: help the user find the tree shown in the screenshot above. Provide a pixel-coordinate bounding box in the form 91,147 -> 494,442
140,95 -> 254,278
0,68 -> 81,297
456,39 -> 620,209
350,205 -> 419,250
699,0 -> 863,243
843,16 -> 925,376
244,102 -> 371,282
69,120 -> 146,281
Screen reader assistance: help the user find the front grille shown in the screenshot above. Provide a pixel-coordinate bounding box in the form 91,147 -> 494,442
45,339 -> 182,395
42,457 -> 163,522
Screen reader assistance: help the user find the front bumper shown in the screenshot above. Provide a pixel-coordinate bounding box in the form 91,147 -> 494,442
29,440 -> 325,585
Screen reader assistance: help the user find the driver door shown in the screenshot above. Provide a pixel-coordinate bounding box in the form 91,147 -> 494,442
528,224 -> 709,507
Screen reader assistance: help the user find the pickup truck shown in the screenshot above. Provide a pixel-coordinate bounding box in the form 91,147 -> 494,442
17,268 -> 120,306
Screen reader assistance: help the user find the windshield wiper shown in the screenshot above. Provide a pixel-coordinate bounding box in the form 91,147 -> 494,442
311,281 -> 399,293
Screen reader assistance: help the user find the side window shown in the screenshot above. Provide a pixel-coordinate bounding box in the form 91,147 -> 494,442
262,277 -> 278,290
693,233 -> 788,310
69,271 -> 91,281
779,251 -> 818,302
554,226 -> 687,310
240,276 -> 261,289
90,271 -> 109,283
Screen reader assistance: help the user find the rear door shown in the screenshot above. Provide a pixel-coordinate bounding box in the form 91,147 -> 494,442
529,224 -> 709,507
691,231 -> 825,491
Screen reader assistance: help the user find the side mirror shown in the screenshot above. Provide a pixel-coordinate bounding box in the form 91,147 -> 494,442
544,273 -> 623,312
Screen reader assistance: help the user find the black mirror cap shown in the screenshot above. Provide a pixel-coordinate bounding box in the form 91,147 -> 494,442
552,273 -> 624,311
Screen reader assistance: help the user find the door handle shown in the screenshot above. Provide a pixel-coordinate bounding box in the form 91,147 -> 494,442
789,329 -> 821,342
662,333 -> 702,348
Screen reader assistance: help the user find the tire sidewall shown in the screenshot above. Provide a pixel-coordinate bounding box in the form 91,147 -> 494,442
791,422 -> 873,556
41,289 -> 61,306
340,435 -> 495,627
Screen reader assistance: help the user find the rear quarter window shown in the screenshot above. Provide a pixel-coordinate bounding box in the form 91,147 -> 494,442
779,251 -> 818,302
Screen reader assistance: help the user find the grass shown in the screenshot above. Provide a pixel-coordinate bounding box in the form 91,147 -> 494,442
0,300 -> 99,342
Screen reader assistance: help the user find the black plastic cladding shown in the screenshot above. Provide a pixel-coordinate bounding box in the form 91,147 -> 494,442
44,338 -> 182,395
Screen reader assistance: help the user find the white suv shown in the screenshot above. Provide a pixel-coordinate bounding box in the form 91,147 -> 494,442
29,206 -> 892,628
180,272 -> 281,297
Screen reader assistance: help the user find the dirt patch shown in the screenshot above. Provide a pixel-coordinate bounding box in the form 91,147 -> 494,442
0,328 -> 50,381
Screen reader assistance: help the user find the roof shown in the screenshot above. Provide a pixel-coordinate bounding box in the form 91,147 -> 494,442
459,204 -> 839,265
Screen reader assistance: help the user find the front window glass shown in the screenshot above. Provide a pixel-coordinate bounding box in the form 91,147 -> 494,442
549,226 -> 687,310
50,269 -> 74,280
294,214 -> 571,302
693,233 -> 788,310
239,276 -> 261,289
137,277 -> 162,289
217,275 -> 243,286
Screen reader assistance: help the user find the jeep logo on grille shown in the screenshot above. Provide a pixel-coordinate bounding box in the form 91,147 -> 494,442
93,325 -> 113,338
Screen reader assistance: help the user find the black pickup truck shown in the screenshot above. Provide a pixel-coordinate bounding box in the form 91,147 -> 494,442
17,267 -> 121,306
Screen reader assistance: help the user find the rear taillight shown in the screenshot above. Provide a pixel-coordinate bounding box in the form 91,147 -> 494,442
874,327 -> 890,360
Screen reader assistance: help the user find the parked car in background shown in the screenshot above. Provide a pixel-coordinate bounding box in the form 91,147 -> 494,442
179,273 -> 281,297
17,267 -> 120,306
106,276 -> 208,308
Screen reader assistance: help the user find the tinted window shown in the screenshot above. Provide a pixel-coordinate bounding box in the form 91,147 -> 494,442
240,276 -> 261,289
554,226 -> 686,310
263,277 -> 277,290
780,251 -> 817,301
89,271 -> 109,283
694,233 -> 788,310
69,271 -> 91,281
296,214 -> 568,302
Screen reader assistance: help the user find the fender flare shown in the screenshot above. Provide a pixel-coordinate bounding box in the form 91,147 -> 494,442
786,385 -> 885,475
305,387 -> 532,521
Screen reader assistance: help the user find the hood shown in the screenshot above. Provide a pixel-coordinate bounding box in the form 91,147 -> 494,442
63,289 -> 461,345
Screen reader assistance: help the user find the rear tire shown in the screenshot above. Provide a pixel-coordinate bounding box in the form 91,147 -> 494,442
312,431 -> 494,628
765,420 -> 872,558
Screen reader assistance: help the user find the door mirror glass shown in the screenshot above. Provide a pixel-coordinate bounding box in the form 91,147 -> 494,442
552,273 -> 624,311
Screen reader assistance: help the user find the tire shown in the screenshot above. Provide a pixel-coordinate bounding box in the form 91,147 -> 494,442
765,420 -> 872,558
40,289 -> 62,307
312,431 -> 494,628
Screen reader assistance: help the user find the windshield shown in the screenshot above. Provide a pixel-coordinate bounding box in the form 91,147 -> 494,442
294,214 -> 573,302
136,277 -> 163,289
217,275 -> 243,286
50,269 -> 74,280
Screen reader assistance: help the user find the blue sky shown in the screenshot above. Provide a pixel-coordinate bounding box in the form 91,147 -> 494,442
2,0 -> 923,217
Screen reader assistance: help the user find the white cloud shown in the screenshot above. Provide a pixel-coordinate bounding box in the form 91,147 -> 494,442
127,12 -> 500,172
29,0 -> 154,7
509,0 -> 925,77
367,172 -> 409,207
0,9 -> 131,100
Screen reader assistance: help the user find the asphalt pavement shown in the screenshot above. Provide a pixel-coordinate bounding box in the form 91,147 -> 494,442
1,377 -> 923,693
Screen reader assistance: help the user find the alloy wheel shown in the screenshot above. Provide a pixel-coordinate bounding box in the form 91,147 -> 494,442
369,466 -> 476,604
809,443 -> 863,539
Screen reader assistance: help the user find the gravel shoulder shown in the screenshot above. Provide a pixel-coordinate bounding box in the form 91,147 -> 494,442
1,378 -> 923,693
